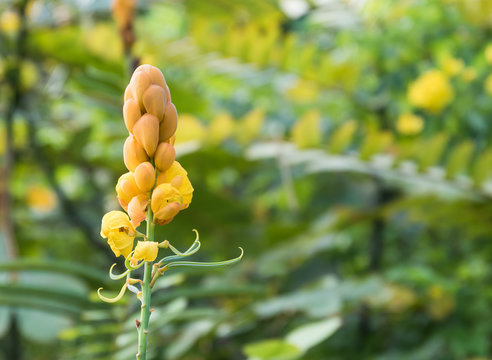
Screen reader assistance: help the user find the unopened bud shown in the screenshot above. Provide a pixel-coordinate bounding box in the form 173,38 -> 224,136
131,70 -> 152,109
154,142 -> 175,172
159,102 -> 178,142
123,135 -> 148,172
116,172 -> 141,210
135,64 -> 167,89
166,85 -> 171,102
134,161 -> 155,192
123,98 -> 141,133
124,84 -> 134,102
143,85 -> 166,121
133,114 -> 159,157
127,194 -> 148,227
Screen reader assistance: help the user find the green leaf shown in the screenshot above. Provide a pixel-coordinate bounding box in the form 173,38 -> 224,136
328,120 -> 357,154
471,148 -> 492,186
285,317 -> 342,352
291,110 -> 322,149
445,140 -> 474,179
244,339 -> 301,360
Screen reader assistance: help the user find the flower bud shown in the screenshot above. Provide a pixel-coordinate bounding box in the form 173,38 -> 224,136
116,172 -> 141,210
159,102 -> 178,142
133,114 -> 159,157
154,142 -> 175,172
123,98 -> 141,133
143,85 -> 166,121
135,64 -> 167,89
166,85 -> 171,102
131,70 -> 152,109
124,84 -> 134,101
132,241 -> 159,263
123,135 -> 148,172
154,202 -> 181,225
100,211 -> 136,258
127,194 -> 148,227
134,161 -> 155,192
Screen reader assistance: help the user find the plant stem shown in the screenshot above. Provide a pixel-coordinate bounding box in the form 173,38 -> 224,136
137,208 -> 154,360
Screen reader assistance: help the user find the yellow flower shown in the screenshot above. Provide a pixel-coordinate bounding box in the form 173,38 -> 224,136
151,183 -> 182,225
156,161 -> 193,208
396,113 -> 424,135
132,241 -> 159,263
407,70 -> 454,113
486,44 -> 492,64
26,185 -> 57,213
485,74 -> 492,96
462,67 -> 477,83
0,10 -> 20,35
100,211 -> 136,258
440,56 -> 464,77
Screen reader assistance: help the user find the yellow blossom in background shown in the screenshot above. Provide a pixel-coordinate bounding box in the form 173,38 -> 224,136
100,211 -> 136,258
440,56 -> 464,76
407,70 -> 454,113
286,79 -> 319,103
485,74 -> 492,96
26,185 -> 57,214
426,285 -> 455,320
84,24 -> 123,62
207,113 -> 234,145
396,113 -> 424,135
386,284 -> 418,313
132,241 -> 159,263
291,110 -> 322,148
485,43 -> 492,64
462,67 -> 477,82
235,108 -> 265,145
0,9 -> 20,35
174,114 -> 206,144
20,61 -> 39,91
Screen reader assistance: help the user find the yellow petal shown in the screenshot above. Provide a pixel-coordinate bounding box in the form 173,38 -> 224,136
132,241 -> 159,262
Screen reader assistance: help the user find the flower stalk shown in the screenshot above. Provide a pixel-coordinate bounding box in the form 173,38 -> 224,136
97,64 -> 243,359
136,207 -> 154,360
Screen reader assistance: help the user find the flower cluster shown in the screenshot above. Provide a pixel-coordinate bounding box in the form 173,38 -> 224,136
101,64 -> 193,263
407,69 -> 454,114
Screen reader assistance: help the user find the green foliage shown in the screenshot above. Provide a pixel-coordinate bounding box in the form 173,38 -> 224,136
3,0 -> 492,359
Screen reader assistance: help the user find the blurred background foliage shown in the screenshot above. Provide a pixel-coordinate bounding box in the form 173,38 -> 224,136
2,0 -> 492,359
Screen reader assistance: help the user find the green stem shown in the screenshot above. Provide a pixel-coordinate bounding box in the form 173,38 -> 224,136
137,208 -> 154,360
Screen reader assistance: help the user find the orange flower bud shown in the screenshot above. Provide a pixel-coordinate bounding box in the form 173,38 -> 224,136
159,102 -> 178,142
116,172 -> 141,210
154,202 -> 181,225
154,142 -> 175,172
123,98 -> 141,133
134,161 -> 155,192
127,194 -> 148,227
167,135 -> 176,146
131,70 -> 152,108
133,114 -> 159,157
166,85 -> 171,102
111,0 -> 135,29
143,85 -> 166,121
123,135 -> 148,172
135,64 -> 167,89
124,84 -> 134,102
